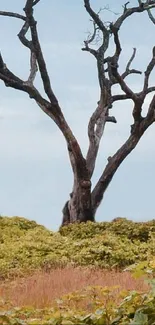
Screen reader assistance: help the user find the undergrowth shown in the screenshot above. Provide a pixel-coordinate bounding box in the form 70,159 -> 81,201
0,216 -> 155,279
0,216 -> 155,324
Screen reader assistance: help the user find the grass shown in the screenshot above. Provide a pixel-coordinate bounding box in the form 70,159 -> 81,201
0,267 -> 149,310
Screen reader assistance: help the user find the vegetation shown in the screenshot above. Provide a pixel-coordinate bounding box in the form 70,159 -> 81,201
0,216 -> 155,324
0,216 -> 155,279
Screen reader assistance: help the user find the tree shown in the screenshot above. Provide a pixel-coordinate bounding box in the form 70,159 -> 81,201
0,0 -> 155,226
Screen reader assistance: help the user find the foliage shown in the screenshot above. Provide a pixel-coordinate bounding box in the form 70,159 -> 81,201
0,217 -> 155,278
59,218 -> 155,242
1,285 -> 155,324
1,217 -> 155,323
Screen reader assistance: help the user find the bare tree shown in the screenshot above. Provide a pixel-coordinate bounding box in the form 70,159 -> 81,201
0,0 -> 155,226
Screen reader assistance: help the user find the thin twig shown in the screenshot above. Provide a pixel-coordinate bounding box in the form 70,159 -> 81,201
121,48 -> 142,79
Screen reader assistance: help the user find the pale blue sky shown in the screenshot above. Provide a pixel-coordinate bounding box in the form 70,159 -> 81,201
0,0 -> 155,230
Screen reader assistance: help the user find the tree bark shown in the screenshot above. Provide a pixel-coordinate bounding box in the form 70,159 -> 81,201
62,178 -> 94,226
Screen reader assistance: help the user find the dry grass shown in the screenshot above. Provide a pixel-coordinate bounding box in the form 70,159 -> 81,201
0,267 -> 149,309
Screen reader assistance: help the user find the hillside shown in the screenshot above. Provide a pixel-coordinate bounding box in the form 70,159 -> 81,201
0,216 -> 155,324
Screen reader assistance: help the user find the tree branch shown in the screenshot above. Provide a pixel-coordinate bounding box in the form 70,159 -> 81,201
114,1 -> 155,30
83,0 -> 108,33
83,0 -> 155,194
145,86 -> 155,93
24,0 -> 58,105
91,110 -> 154,213
81,46 -> 97,57
0,51 -> 88,181
1,9 -> 38,87
111,63 -> 138,101
126,48 -> 137,71
102,25 -> 121,87
112,93 -> 130,102
110,23 -> 121,60
91,134 -> 141,212
121,48 -> 142,79
106,116 -> 117,123
81,21 -> 98,57
147,6 -> 155,23
18,21 -> 38,85
18,21 -> 32,50
0,52 -> 51,107
86,88 -> 116,178
143,46 -> 155,93
146,93 -> 155,121
0,1 -> 90,185
83,0 -> 110,66
112,87 -> 155,103
27,51 -> 38,85
0,11 -> 26,21
86,96 -> 108,177
123,2 -> 130,13
33,0 -> 41,6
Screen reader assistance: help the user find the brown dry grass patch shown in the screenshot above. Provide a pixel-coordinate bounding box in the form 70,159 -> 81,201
0,267 -> 149,309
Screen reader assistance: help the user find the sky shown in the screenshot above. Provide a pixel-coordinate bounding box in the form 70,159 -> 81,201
0,0 -> 155,230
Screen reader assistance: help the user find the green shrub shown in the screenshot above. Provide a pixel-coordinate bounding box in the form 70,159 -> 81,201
60,218 -> 155,242
0,216 -> 155,278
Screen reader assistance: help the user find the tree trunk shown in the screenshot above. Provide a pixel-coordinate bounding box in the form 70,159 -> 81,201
62,118 -> 155,227
61,178 -> 94,226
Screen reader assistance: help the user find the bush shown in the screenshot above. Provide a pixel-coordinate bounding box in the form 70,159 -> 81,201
0,217 -> 155,278
60,218 -> 155,242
